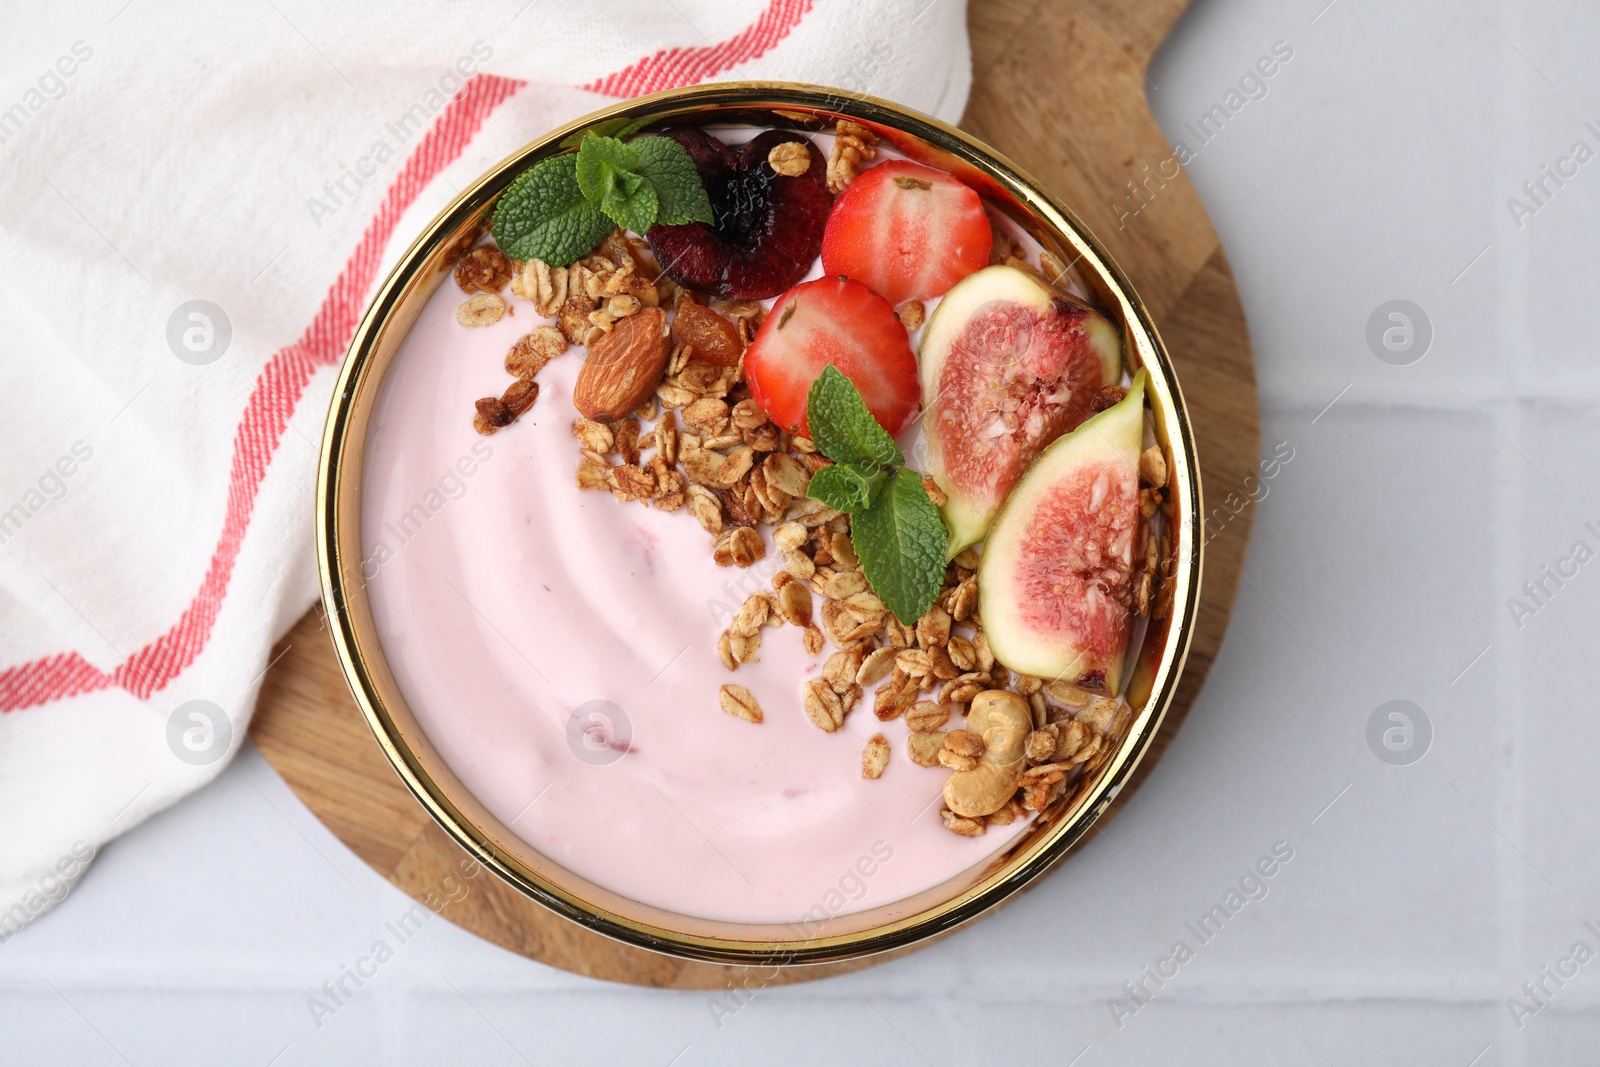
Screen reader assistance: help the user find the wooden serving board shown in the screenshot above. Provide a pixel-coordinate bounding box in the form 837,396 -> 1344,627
251,0 -> 1259,989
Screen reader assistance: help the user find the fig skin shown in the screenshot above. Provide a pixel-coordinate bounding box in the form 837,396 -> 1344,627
645,128 -> 832,301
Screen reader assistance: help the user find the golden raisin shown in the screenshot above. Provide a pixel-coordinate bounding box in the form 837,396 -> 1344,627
473,396 -> 511,434
673,300 -> 744,366
501,378 -> 539,418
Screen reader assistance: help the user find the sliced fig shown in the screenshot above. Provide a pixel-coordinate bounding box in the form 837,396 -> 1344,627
645,128 -> 832,300
919,265 -> 1123,556
978,372 -> 1146,694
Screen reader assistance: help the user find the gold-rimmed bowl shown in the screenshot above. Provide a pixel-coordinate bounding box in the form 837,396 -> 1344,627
316,81 -> 1202,966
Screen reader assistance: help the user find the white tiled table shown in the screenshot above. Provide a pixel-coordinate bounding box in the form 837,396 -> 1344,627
8,1 -> 1599,1063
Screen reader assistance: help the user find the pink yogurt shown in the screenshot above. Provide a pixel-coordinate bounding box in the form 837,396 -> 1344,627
360,137 -> 1035,925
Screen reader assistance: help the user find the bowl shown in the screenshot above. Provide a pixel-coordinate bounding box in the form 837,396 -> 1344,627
316,81 -> 1203,966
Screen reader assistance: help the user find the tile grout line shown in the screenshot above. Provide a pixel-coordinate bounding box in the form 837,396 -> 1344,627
1493,17 -> 1530,1064
1258,392 -> 1600,418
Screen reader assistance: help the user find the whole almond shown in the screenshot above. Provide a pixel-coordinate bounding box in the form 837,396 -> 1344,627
574,306 -> 669,423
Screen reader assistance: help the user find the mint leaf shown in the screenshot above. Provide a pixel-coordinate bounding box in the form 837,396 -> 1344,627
850,467 -> 948,625
807,462 -> 884,513
574,136 -> 639,201
631,136 -> 716,226
805,365 -> 903,468
576,136 -> 659,235
491,154 -> 613,267
599,170 -> 657,235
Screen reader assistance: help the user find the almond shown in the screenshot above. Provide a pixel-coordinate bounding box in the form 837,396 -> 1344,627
573,306 -> 669,423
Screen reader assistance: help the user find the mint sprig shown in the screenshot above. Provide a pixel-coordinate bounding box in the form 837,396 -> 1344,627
805,364 -> 903,469
850,468 -> 948,627
804,365 -> 947,625
491,134 -> 715,267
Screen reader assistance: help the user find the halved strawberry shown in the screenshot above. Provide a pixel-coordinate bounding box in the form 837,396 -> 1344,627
744,276 -> 920,438
820,160 -> 993,306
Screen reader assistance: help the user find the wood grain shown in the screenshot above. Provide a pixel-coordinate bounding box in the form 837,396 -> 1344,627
250,0 -> 1258,989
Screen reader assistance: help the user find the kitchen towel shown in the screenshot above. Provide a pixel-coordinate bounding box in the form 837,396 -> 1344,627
0,0 -> 971,937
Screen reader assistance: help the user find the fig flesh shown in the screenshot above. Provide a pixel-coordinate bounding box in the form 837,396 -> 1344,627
919,265 -> 1122,556
978,372 -> 1146,694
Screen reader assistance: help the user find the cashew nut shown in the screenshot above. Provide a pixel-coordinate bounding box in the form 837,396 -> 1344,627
942,690 -> 1032,818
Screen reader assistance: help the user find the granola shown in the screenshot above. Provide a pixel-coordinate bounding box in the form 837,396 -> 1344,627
861,734 -> 891,779
827,119 -> 878,194
455,246 -> 512,294
719,684 -> 763,724
456,292 -> 507,327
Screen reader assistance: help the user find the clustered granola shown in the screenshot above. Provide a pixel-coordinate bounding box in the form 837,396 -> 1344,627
567,284 -> 813,550
450,194 -> 1176,839
454,246 -> 513,294
827,119 -> 878,194
459,231 -> 667,435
